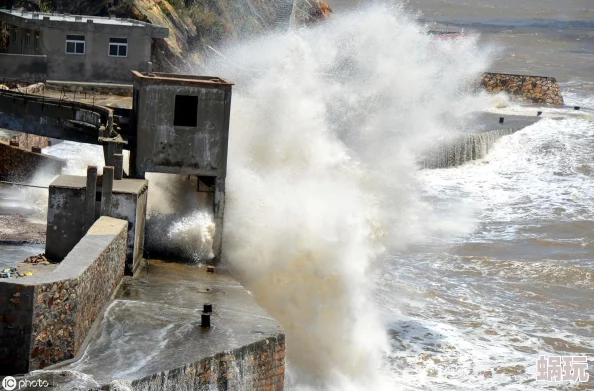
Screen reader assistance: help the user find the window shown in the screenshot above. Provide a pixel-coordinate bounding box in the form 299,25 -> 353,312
108,37 -> 128,57
34,33 -> 40,50
25,32 -> 30,48
174,95 -> 198,127
11,29 -> 17,43
65,35 -> 85,55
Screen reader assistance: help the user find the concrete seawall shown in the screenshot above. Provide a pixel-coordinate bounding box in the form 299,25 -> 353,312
0,140 -> 66,182
16,261 -> 287,390
422,114 -> 541,169
0,217 -> 128,374
481,72 -> 564,105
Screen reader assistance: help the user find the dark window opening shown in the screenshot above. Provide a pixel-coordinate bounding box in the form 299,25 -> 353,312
25,32 -> 30,47
174,95 -> 198,127
109,37 -> 128,57
34,33 -> 40,50
66,35 -> 85,55
197,176 -> 215,193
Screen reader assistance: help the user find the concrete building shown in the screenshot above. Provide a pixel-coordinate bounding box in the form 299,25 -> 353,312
0,10 -> 168,82
46,175 -> 148,274
131,71 -> 233,261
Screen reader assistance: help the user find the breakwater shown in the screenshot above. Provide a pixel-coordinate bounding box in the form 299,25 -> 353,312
481,72 -> 564,105
422,128 -> 515,169
422,114 -> 541,169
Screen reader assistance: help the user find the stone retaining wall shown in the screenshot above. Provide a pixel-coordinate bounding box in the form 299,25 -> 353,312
125,334 -> 285,391
0,217 -> 128,375
481,73 -> 564,105
0,140 -> 66,182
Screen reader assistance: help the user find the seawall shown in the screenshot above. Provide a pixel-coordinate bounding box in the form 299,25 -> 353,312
481,72 -> 564,105
0,217 -> 128,374
0,140 -> 66,182
422,114 -> 541,169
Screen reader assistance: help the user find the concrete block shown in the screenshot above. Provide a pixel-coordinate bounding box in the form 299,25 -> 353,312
45,175 -> 147,274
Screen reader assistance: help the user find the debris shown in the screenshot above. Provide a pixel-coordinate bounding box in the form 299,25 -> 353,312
23,254 -> 51,265
0,268 -> 18,279
23,271 -> 34,277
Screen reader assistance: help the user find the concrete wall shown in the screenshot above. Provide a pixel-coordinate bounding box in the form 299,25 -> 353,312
45,183 -> 87,262
133,75 -> 232,178
110,185 -> 148,273
126,335 -> 286,391
41,27 -> 152,83
0,91 -> 106,145
2,12 -> 168,83
0,283 -> 35,374
481,72 -> 564,105
0,53 -> 47,81
46,175 -> 148,273
0,140 -> 66,182
0,217 -> 128,375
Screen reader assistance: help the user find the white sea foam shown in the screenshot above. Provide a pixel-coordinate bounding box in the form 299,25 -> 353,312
420,117 -> 594,228
193,3 -> 492,389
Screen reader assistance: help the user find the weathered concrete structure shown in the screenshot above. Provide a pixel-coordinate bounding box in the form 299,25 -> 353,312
46,175 -> 148,274
422,113 -> 541,169
0,140 -> 66,182
0,217 -> 128,375
132,71 -> 233,261
0,87 -> 115,145
23,261 -> 286,390
0,71 -> 233,263
0,10 -> 168,83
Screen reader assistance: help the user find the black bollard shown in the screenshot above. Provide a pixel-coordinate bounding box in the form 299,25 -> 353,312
537,111 -> 543,116
201,312 -> 211,328
574,106 -> 580,110
499,117 -> 504,124
204,304 -> 213,313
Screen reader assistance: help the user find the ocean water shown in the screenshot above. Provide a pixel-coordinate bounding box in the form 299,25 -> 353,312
220,1 -> 594,389
321,1 -> 594,389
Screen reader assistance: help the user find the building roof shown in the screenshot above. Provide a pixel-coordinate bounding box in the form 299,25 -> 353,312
132,71 -> 234,87
0,9 -> 169,38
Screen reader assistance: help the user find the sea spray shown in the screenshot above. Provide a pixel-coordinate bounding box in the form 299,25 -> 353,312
200,3 -> 491,388
144,173 -> 216,261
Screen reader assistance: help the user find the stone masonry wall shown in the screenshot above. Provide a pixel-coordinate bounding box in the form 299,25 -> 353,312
0,141 -> 66,182
481,73 -> 564,105
0,284 -> 35,375
126,334 -> 285,391
0,217 -> 128,375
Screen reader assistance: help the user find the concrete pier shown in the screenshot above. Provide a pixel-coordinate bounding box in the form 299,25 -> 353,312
17,262 -> 286,390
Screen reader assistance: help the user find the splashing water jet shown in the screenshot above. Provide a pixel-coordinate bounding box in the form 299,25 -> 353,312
187,3 -> 493,389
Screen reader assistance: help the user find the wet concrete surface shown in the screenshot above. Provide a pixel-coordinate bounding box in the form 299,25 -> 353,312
37,260 -> 282,388
473,112 -> 541,132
